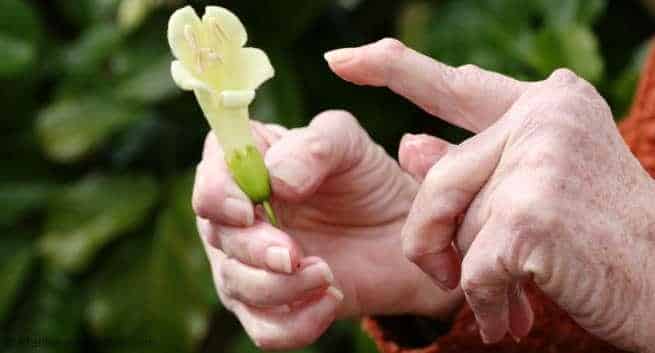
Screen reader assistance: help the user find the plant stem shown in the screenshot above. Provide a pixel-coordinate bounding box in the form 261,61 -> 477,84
262,200 -> 278,227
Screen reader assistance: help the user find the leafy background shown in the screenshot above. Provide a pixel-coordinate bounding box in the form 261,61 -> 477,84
1,0 -> 653,352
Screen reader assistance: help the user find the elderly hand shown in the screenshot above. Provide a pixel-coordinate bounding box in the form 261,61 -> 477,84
326,38 -> 655,352
194,111 -> 462,350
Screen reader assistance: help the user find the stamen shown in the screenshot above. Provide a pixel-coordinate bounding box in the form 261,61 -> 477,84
206,50 -> 223,63
200,48 -> 223,64
184,24 -> 197,49
185,25 -> 201,70
212,18 -> 228,43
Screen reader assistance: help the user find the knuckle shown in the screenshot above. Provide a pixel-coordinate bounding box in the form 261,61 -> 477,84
547,68 -> 580,84
507,194 -> 555,236
218,259 -> 240,297
502,195 -> 559,268
374,37 -> 406,58
449,64 -> 481,94
310,109 -> 367,162
312,109 -> 359,129
455,64 -> 484,78
402,241 -> 423,263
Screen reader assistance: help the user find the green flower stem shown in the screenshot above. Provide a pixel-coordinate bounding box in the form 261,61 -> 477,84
262,200 -> 278,227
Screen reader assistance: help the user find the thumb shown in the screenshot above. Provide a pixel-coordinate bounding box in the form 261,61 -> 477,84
399,133 -> 454,182
264,110 -> 368,202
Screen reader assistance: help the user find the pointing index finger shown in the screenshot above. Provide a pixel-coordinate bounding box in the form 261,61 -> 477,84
325,38 -> 529,133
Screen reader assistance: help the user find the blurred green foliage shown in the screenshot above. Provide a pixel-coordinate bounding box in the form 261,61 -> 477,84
1,0 -> 652,352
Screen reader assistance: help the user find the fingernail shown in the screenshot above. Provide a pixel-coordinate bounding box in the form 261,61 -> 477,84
403,142 -> 421,174
265,246 -> 293,274
268,158 -> 310,190
326,286 -> 344,302
324,48 -> 354,64
414,253 -> 458,290
432,270 -> 452,291
302,261 -> 334,284
223,197 -> 254,225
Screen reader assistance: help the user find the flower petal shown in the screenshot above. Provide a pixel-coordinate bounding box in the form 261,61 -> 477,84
235,47 -> 275,90
170,60 -> 209,91
220,90 -> 255,108
203,6 -> 247,47
167,6 -> 201,64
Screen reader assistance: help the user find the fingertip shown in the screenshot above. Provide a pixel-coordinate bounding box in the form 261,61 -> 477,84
509,285 -> 534,338
398,133 -> 420,175
192,160 -> 255,226
412,249 -> 461,290
264,130 -> 331,203
266,163 -> 313,202
326,38 -> 406,86
265,246 -> 293,274
326,286 -> 344,302
399,133 -> 452,181
196,218 -> 221,250
324,48 -> 355,66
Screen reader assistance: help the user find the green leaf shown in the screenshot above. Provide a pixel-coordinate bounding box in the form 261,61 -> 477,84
86,173 -> 214,353
0,240 -> 33,324
0,33 -> 36,78
0,182 -> 52,227
117,0 -> 156,32
611,41 -> 651,118
115,55 -> 179,104
39,174 -> 158,273
521,25 -> 604,83
234,1 -> 331,46
535,0 -> 607,27
0,0 -> 41,77
54,0 -> 121,28
397,1 -> 434,51
3,270 -> 82,353
62,23 -> 122,76
253,50 -> 306,128
36,95 -> 147,163
408,0 -> 606,83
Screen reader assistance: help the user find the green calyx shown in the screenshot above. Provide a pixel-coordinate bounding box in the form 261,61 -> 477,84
226,144 -> 277,226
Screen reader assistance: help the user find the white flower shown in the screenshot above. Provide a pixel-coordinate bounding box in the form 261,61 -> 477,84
167,5 -> 274,155
167,6 -> 277,224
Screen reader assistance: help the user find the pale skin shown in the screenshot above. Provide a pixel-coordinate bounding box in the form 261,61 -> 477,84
195,38 -> 655,352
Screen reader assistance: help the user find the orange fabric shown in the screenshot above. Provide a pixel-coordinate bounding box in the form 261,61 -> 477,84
363,40 -> 655,353
363,283 -> 623,353
621,42 -> 655,177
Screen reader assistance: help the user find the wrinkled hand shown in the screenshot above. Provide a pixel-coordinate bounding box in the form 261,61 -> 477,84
194,111 -> 462,350
326,38 -> 655,352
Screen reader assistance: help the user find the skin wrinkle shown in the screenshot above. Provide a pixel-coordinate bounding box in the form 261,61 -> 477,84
412,66 -> 655,350
209,111 -> 464,326
198,37 -> 655,351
